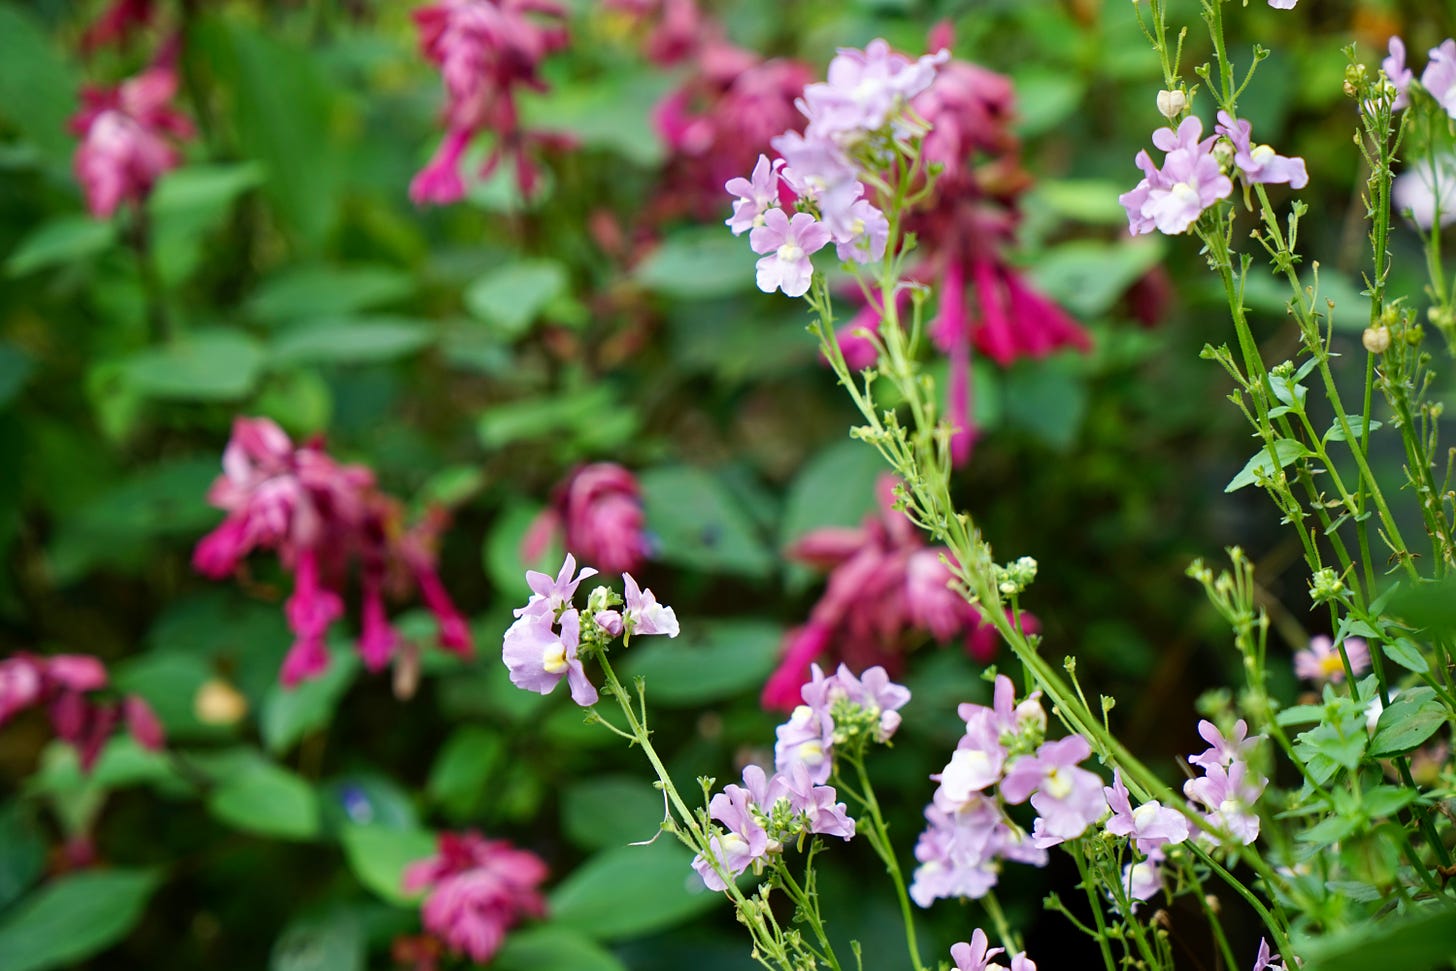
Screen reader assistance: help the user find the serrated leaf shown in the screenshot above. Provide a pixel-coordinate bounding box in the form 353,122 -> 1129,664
338,825 -> 437,905
1225,438 -> 1310,492
0,869 -> 160,971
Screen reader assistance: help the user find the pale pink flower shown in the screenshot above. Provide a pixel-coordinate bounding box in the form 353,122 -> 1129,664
750,208 -> 832,297
1293,635 -> 1370,685
1103,771 -> 1189,855
1421,40 -> 1456,119
1383,38 -> 1413,110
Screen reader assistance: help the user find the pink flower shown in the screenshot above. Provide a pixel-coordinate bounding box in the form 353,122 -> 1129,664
750,208 -> 832,297
1383,38 -> 1414,111
725,153 -> 785,235
1185,758 -> 1265,846
622,573 -> 678,638
502,608 -> 598,705
521,463 -> 651,576
1000,734 -> 1108,847
1293,635 -> 1370,685
0,656 -> 45,726
78,0 -> 155,54
1215,111 -> 1308,189
1188,718 -> 1258,772
70,57 -> 193,218
1103,770 -> 1189,855
1120,117 -> 1233,236
1422,40 -> 1456,120
403,831 -> 547,964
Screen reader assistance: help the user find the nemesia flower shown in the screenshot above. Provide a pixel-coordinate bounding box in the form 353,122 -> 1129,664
410,0 -> 569,204
1421,40 -> 1456,119
999,734 -> 1108,847
1252,937 -> 1291,971
750,209 -> 832,297
1293,635 -> 1370,685
1188,718 -> 1258,772
70,56 -> 193,218
1267,0 -> 1297,8
0,652 -> 164,772
1383,38 -> 1414,110
1184,758 -> 1265,846
1121,851 -> 1166,907
402,831 -> 547,964
1215,111 -> 1308,189
521,463 -> 651,576
513,552 -> 598,620
950,928 -> 1037,971
622,573 -> 679,638
195,417 -> 475,685
725,153 -> 785,235
502,608 -> 597,705
1393,153 -> 1456,230
1120,116 -> 1233,236
1103,770 -> 1189,855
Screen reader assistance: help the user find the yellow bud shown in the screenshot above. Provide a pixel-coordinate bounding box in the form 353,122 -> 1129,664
194,678 -> 248,726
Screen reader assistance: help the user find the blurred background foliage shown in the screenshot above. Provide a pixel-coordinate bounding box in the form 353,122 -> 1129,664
0,0 -> 1450,968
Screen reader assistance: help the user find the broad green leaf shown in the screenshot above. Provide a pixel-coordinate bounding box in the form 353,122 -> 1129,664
0,5 -> 77,163
1323,415 -> 1382,443
1381,638 -> 1429,675
779,440 -> 883,553
1301,903 -> 1456,971
5,217 -> 117,277
338,825 -> 436,905
270,911 -> 364,971
635,228 -> 757,300
207,757 -> 320,840
1030,180 -> 1133,226
270,316 -> 433,366
519,69 -> 674,167
259,647 -> 359,754
640,465 -> 775,578
1001,355 -> 1088,451
561,775 -> 667,852
483,497 -> 557,595
549,841 -> 720,940
112,650 -> 224,742
1368,695 -> 1449,758
1387,576 -> 1456,633
1009,70 -> 1083,137
319,773 -> 420,833
1359,784 -> 1418,819
245,266 -> 414,324
1225,439 -> 1310,493
493,926 -> 630,971
255,369 -> 333,436
0,868 -> 160,971
621,619 -> 783,706
427,726 -> 505,822
477,386 -> 636,451
0,803 -> 44,911
0,343 -> 34,409
464,259 -> 568,339
1026,238 -> 1165,318
149,162 -> 266,215
121,330 -> 265,402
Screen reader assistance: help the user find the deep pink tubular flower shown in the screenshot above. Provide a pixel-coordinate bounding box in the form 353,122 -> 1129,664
520,463 -> 651,576
78,0 -> 155,54
0,653 -> 164,772
403,831 -> 547,964
195,417 -> 475,685
411,0 -> 568,204
1293,635 -> 1370,685
1214,112 -> 1308,188
763,475 -> 1034,708
70,56 -> 193,218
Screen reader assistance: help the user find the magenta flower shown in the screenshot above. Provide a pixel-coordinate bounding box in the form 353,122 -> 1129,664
522,463 -> 651,576
403,831 -> 547,964
750,208 -> 832,297
70,57 -> 193,218
1422,40 -> 1456,120
1293,635 -> 1370,685
502,608 -> 597,706
1103,771 -> 1189,855
1215,112 -> 1308,189
78,0 -> 155,53
1384,38 -> 1414,110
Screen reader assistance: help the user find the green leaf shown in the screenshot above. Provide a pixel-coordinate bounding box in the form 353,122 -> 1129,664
1359,784 -> 1418,819
464,259 -> 568,339
269,316 -> 433,366
549,841 -> 720,941
0,803 -> 44,911
111,650 -> 223,742
149,162 -> 266,215
319,773 -> 420,833
1387,576 -> 1456,633
121,330 -> 266,401
1301,903 -> 1456,971
492,926 -> 630,971
621,619 -> 783,706
270,911 -> 364,971
1225,438 -> 1310,492
635,228 -> 757,300
0,5 -> 77,164
0,869 -> 160,971
779,440 -> 883,549
207,756 -> 320,840
640,465 -> 775,578
1026,238 -> 1165,318
1368,695 -> 1449,758
1274,704 -> 1325,727
426,726 -> 505,822
1029,180 -> 1133,226
1009,70 -> 1083,137
1001,355 -> 1088,451
519,69 -> 674,167
477,385 -> 637,451
245,265 -> 414,324
1382,638 -> 1429,675
259,647 -> 359,754
338,825 -> 437,905
1323,415 -> 1382,443
5,217 -> 117,277
560,776 -> 667,851
0,343 -> 34,410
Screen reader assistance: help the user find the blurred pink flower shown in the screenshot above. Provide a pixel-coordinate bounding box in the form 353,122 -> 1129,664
411,0 -> 569,204
403,831 -> 548,964
78,0 -> 155,54
1293,635 -> 1370,685
521,463 -> 651,575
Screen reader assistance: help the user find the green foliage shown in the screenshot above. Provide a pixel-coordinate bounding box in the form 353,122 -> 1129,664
0,869 -> 160,971
548,841 -> 720,941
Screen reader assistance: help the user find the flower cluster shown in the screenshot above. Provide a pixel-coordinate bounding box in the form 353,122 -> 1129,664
1120,112 -> 1306,237
951,929 -> 1037,971
520,463 -> 652,575
410,0 -> 570,204
724,39 -> 948,296
501,555 -> 679,706
0,653 -> 163,771
193,417 -> 474,686
911,675 -> 1104,906
1183,719 -> 1266,848
762,474 -> 1037,710
402,830 -> 548,965
70,52 -> 193,218
1293,635 -> 1370,686
694,663 -> 907,890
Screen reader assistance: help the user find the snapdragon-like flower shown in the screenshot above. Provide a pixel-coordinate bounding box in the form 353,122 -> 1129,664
772,662 -> 910,784
1000,734 -> 1109,847
194,417 -> 475,685
1293,635 -> 1370,685
1103,770 -> 1189,855
0,652 -> 164,772
1422,40 -> 1456,120
1252,937 -> 1294,971
402,831 -> 547,965
1215,111 -> 1308,188
70,56 -> 193,218
520,463 -> 652,575
1120,117 -> 1234,236
950,928 -> 1038,971
503,608 -> 598,705
1383,38 -> 1414,110
1188,718 -> 1258,772
623,573 -> 679,638
798,39 -> 947,141
1393,153 -> 1456,230
725,153 -> 785,235
1185,758 -> 1265,846
749,208 -> 833,297
1267,0 -> 1297,9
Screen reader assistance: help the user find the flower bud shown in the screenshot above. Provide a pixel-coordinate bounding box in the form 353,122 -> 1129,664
1362,325 -> 1391,354
194,678 -> 248,725
1156,89 -> 1188,120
